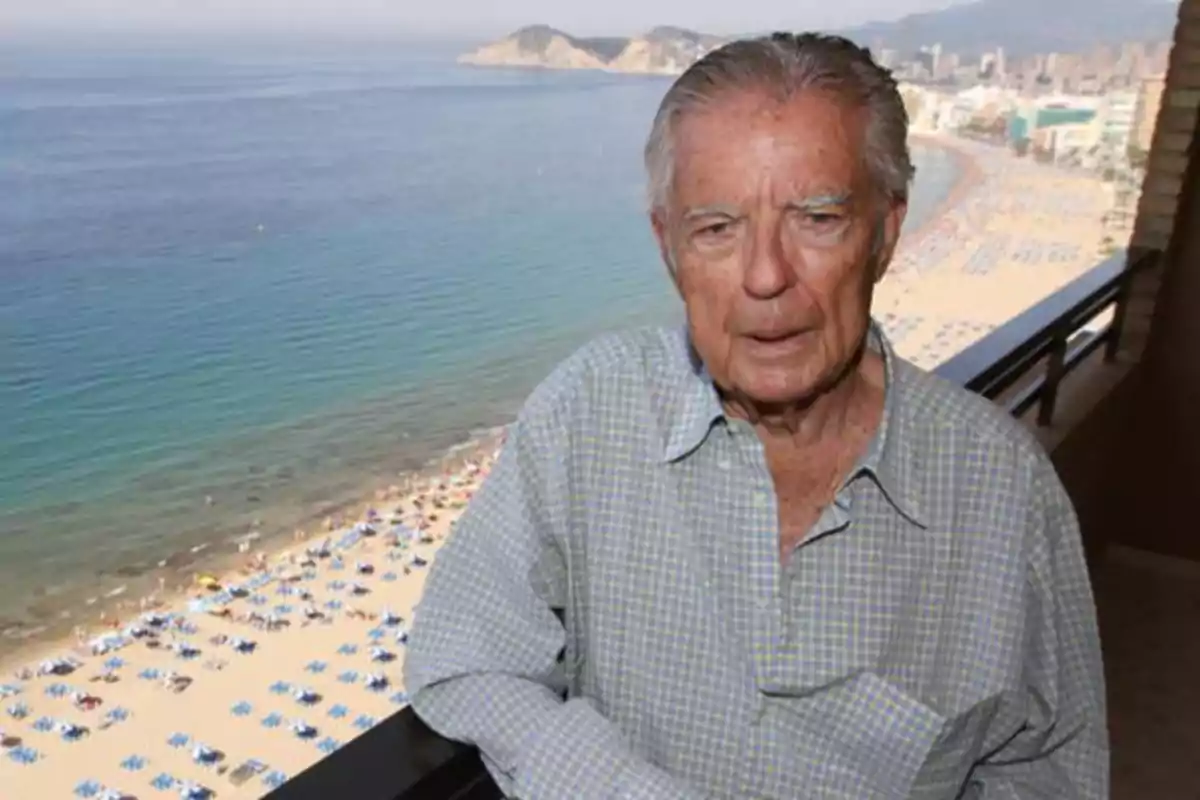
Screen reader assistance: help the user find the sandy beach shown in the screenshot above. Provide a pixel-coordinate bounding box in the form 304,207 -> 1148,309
0,137 -> 1117,800
0,449 -> 496,799
876,136 -> 1114,366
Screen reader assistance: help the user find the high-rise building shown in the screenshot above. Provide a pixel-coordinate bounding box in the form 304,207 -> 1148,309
917,43 -> 942,76
1099,91 -> 1140,151
939,52 -> 960,80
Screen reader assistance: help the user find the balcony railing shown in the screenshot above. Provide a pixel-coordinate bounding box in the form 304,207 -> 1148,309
266,247 -> 1157,800
938,247 -> 1156,423
262,698 -> 499,799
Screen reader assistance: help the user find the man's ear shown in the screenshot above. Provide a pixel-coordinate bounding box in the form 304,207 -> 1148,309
650,209 -> 681,290
873,199 -> 908,283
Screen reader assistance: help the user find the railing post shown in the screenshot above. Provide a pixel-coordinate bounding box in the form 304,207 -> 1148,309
1038,333 -> 1068,426
1105,267 -> 1131,362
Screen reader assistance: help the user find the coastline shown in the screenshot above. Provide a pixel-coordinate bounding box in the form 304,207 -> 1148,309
0,135 -> 973,660
0,446 -> 500,798
0,135 -> 1069,668
904,133 -> 986,251
0,428 -> 504,663
873,134 -> 1113,367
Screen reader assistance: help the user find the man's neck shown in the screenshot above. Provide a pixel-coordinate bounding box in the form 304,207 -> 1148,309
724,349 -> 886,452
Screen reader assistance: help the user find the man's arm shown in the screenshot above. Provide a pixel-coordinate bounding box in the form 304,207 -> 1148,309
403,366 -> 703,800
968,460 -> 1109,798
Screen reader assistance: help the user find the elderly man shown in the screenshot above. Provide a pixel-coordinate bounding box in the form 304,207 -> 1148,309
404,33 -> 1107,800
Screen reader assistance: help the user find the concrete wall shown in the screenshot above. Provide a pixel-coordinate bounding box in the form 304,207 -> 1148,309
1073,0 -> 1200,563
1132,0 -> 1200,249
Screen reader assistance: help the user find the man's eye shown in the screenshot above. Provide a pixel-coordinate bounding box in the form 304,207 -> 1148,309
805,212 -> 841,226
697,221 -> 733,237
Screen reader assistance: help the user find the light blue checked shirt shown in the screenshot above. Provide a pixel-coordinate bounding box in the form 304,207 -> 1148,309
404,324 -> 1107,800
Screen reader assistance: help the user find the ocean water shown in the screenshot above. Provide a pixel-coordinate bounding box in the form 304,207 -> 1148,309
0,38 -> 961,634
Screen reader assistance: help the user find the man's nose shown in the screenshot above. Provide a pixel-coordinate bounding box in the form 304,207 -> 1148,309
742,218 -> 794,299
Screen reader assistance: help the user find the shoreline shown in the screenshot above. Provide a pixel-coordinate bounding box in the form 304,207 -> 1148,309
0,427 -> 505,664
0,136 -> 976,660
904,133 -> 987,252
0,446 -> 500,799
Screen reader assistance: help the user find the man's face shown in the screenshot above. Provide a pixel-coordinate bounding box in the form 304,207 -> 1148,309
652,88 -> 906,409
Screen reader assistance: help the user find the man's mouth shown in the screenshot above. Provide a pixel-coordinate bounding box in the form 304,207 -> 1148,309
747,329 -> 801,343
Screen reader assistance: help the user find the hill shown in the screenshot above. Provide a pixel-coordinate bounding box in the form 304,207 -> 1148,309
839,0 -> 1177,57
457,24 -> 725,75
458,1 -> 1179,74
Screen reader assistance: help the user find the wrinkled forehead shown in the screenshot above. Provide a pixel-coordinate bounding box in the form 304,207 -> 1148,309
669,88 -> 870,208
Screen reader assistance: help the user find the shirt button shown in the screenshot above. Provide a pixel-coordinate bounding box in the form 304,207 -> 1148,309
717,459 -> 731,471
752,490 -> 770,507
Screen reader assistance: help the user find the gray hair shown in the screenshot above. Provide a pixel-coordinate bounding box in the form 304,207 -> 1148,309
644,32 -> 914,213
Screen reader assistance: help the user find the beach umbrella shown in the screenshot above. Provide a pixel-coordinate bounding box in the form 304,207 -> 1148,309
56,721 -> 87,740
192,744 -> 219,765
88,635 -> 118,655
177,782 -> 211,800
195,574 -> 221,591
290,720 -> 317,739
369,647 -> 394,663
172,642 -> 200,659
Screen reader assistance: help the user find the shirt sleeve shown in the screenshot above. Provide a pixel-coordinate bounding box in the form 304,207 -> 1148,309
402,364 -> 704,800
967,458 -> 1109,799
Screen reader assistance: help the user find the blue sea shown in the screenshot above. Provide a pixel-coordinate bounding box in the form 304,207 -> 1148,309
0,37 -> 961,637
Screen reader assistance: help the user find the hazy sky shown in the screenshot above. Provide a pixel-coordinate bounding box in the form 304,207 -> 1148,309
3,0 -> 968,38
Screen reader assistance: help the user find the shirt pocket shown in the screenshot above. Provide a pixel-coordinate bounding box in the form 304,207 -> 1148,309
821,671 -> 947,800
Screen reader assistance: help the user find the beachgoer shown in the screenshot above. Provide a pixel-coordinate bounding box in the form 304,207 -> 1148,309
404,33 -> 1106,800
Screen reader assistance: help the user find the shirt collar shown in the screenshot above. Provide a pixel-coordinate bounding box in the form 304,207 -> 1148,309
661,321 -> 927,527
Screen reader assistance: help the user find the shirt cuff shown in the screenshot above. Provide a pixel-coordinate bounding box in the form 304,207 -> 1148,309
515,696 -> 702,800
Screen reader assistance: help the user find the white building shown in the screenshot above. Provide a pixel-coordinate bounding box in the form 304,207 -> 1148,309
1098,91 -> 1139,152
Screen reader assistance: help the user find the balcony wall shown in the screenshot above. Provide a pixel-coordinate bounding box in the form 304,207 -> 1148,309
1036,4 -> 1200,794
1056,0 -> 1200,564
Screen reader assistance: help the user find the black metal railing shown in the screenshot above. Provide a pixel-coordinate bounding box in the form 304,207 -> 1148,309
262,703 -> 499,800
267,248 -> 1156,800
936,247 -> 1156,424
